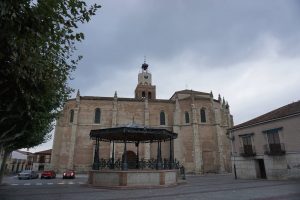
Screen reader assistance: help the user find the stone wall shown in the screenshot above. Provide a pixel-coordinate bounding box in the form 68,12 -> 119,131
234,153 -> 300,180
51,90 -> 232,174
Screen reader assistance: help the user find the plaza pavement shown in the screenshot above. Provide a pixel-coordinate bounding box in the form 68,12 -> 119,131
1,173 -> 300,200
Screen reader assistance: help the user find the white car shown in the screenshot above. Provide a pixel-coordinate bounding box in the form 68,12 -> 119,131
18,170 -> 39,180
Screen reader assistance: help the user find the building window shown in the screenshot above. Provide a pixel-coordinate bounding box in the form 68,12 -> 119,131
263,128 -> 285,155
266,131 -> 280,144
200,108 -> 206,123
94,108 -> 101,124
185,112 -> 190,123
142,91 -> 145,98
69,109 -> 74,123
239,134 -> 256,156
160,111 -> 166,125
148,92 -> 152,99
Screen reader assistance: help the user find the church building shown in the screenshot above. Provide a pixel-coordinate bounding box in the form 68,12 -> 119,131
51,62 -> 233,173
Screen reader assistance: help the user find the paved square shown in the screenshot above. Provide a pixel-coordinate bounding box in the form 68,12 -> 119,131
1,174 -> 300,200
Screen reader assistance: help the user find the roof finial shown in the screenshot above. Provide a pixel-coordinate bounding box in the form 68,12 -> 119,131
144,55 -> 146,64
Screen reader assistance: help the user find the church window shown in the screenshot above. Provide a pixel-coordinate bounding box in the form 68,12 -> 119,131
200,108 -> 206,123
142,91 -> 145,98
185,111 -> 190,123
148,92 -> 152,99
69,109 -> 74,123
94,108 -> 101,124
160,111 -> 166,125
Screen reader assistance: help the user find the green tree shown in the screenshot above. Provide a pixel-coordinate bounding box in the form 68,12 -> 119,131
0,0 -> 100,183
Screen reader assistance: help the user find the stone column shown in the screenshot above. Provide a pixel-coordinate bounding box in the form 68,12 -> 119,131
192,103 -> 202,173
67,106 -> 79,170
173,97 -> 182,163
213,100 -> 225,173
110,92 -> 118,162
144,99 -> 150,159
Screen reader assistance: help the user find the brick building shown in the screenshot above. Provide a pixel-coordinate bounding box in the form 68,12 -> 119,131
51,62 -> 233,173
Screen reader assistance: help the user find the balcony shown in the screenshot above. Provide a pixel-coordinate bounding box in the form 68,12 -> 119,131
264,143 -> 285,155
240,145 -> 256,157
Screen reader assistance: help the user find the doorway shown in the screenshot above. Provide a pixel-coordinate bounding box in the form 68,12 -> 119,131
255,159 -> 267,179
122,151 -> 137,169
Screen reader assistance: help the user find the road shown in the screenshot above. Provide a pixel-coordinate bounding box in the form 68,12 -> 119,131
1,174 -> 299,200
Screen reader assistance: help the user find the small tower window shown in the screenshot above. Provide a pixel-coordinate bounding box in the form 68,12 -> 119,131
142,91 -> 145,98
148,92 -> 152,99
69,109 -> 74,123
200,108 -> 206,123
94,108 -> 101,124
185,111 -> 190,123
160,111 -> 166,125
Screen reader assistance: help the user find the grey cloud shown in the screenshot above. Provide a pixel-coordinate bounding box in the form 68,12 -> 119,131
75,0 -> 300,72
34,0 -> 300,152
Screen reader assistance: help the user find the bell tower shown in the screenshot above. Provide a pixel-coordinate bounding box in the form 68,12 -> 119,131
135,62 -> 156,99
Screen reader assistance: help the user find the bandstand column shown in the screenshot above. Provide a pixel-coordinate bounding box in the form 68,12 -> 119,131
93,138 -> 100,170
122,140 -> 128,170
111,141 -> 115,169
136,142 -> 139,169
156,140 -> 162,170
169,138 -> 174,169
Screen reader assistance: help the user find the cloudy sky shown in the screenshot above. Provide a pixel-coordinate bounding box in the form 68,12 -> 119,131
32,0 -> 300,152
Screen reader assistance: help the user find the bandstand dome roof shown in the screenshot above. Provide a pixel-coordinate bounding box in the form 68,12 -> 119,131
90,125 -> 177,143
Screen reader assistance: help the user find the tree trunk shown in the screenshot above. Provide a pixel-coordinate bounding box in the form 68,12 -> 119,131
0,148 -> 11,185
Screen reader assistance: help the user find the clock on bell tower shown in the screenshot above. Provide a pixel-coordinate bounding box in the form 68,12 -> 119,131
135,62 -> 156,99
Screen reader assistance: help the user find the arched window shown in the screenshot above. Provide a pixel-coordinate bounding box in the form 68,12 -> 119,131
69,109 -> 74,123
185,111 -> 190,123
200,108 -> 206,123
142,91 -> 146,98
160,111 -> 166,125
148,92 -> 152,99
94,108 -> 101,124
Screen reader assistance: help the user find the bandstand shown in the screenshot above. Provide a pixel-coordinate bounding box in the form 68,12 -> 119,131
88,126 -> 179,188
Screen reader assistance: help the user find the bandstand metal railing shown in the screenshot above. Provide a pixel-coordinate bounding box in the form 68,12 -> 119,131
90,126 -> 180,171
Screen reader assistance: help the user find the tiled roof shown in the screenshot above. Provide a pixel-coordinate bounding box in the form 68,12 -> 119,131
231,101 -> 300,130
34,149 -> 52,155
16,150 -> 33,155
170,89 -> 210,100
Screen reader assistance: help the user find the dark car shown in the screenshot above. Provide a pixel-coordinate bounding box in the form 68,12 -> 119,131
18,170 -> 39,180
41,170 -> 56,179
63,170 -> 75,179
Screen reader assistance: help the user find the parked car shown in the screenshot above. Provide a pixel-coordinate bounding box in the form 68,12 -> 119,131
63,170 -> 75,179
18,170 -> 39,180
41,170 -> 56,179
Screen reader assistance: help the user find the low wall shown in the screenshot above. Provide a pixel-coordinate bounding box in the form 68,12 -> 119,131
88,170 -> 178,188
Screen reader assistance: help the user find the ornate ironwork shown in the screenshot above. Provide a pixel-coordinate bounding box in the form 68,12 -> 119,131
93,158 -> 182,170
264,143 -> 285,155
240,145 -> 256,157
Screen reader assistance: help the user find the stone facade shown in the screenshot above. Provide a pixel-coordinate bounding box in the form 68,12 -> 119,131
229,101 -> 300,180
51,63 -> 233,173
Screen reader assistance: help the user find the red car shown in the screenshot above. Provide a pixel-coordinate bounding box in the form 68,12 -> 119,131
41,170 -> 56,179
63,170 -> 75,179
